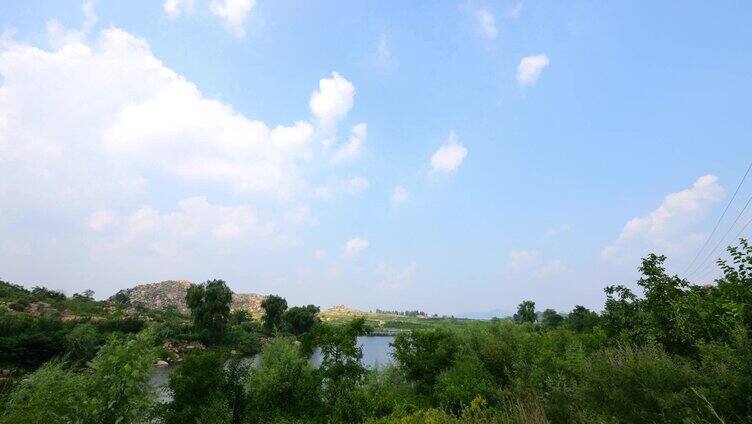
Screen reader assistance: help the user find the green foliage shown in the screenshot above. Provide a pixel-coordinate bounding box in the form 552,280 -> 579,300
163,351 -> 229,424
64,322 -> 102,365
317,318 -> 371,422
283,304 -> 320,335
186,279 -> 233,343
261,294 -> 288,335
540,309 -> 563,329
0,360 -> 90,423
245,338 -> 322,421
564,305 -> 599,333
393,327 -> 459,391
0,310 -> 66,369
433,354 -> 496,413
87,331 -> 158,423
513,300 -> 536,324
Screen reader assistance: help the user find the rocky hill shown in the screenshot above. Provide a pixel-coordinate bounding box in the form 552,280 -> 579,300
320,304 -> 367,321
126,280 -> 266,317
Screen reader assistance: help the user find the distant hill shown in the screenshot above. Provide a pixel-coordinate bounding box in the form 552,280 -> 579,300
125,280 -> 266,318
319,304 -> 367,321
457,309 -> 512,320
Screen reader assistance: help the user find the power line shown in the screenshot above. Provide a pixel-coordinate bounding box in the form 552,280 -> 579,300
688,192 -> 752,280
695,214 -> 752,283
683,161 -> 752,275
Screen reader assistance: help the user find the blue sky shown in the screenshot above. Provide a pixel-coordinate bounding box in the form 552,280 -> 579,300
1,0 -> 751,315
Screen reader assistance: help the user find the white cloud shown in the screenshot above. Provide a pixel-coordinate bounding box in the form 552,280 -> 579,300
376,261 -> 417,290
117,196 -> 267,242
475,9 -> 498,41
507,249 -> 563,278
309,72 -> 355,131
391,185 -> 410,207
517,54 -> 549,86
0,27 -> 326,200
371,33 -> 397,73
315,176 -> 369,200
209,0 -> 256,37
164,0 -> 195,17
430,131 -> 468,174
345,237 -> 369,255
331,123 -> 366,163
87,210 -> 117,231
602,175 -> 724,263
507,2 -> 523,19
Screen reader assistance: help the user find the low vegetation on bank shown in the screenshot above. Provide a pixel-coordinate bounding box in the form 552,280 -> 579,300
1,240 -> 752,423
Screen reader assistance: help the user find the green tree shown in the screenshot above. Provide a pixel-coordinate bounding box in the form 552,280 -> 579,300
513,300 -> 536,324
601,285 -> 644,343
0,360 -> 90,423
245,338 -> 322,421
541,308 -> 563,329
638,254 -> 690,353
393,327 -> 459,391
163,351 -> 231,424
64,322 -> 102,365
283,304 -> 320,335
565,305 -> 600,333
186,279 -> 233,342
318,318 -> 370,422
260,294 -> 288,334
433,354 -> 495,413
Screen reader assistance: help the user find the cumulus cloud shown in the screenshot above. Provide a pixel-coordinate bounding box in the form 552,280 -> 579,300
345,237 -> 369,255
475,9 -> 498,41
0,27 -> 323,202
315,176 -> 369,200
507,249 -> 564,279
517,54 -> 549,86
601,175 -> 724,263
430,132 -> 468,174
376,261 -> 417,290
209,0 -> 256,37
309,72 -> 355,131
164,0 -> 195,17
87,210 -> 117,231
391,185 -> 410,207
331,123 -> 366,163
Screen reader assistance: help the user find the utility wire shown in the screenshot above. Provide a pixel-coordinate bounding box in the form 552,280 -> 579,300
683,161 -> 752,276
693,208 -> 752,284
689,192 -> 752,280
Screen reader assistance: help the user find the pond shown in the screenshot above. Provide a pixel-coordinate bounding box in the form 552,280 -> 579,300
150,335 -> 396,403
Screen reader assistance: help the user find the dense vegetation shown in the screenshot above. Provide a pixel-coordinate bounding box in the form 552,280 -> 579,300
1,240 -> 752,423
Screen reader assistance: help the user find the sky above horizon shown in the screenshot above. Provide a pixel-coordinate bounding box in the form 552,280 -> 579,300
1,0 -> 751,315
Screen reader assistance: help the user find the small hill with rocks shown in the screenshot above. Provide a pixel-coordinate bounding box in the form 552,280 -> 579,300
125,280 -> 266,318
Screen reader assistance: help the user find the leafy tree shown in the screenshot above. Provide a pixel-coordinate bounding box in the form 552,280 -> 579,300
541,308 -> 564,329
393,327 -> 459,391
283,304 -> 321,335
513,300 -> 536,324
108,289 -> 131,306
433,354 -> 496,413
163,351 -> 231,424
245,338 -> 322,421
260,294 -> 288,334
0,360 -> 90,423
65,323 -> 102,365
565,305 -> 600,333
88,331 -> 158,423
637,254 -> 690,353
186,279 -> 233,342
601,285 -> 643,342
318,318 -> 371,422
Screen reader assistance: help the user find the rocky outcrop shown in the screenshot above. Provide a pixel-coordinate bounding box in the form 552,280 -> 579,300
320,304 -> 367,321
126,280 -> 266,317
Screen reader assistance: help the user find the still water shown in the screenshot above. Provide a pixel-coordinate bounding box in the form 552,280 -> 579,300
150,335 -> 395,403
